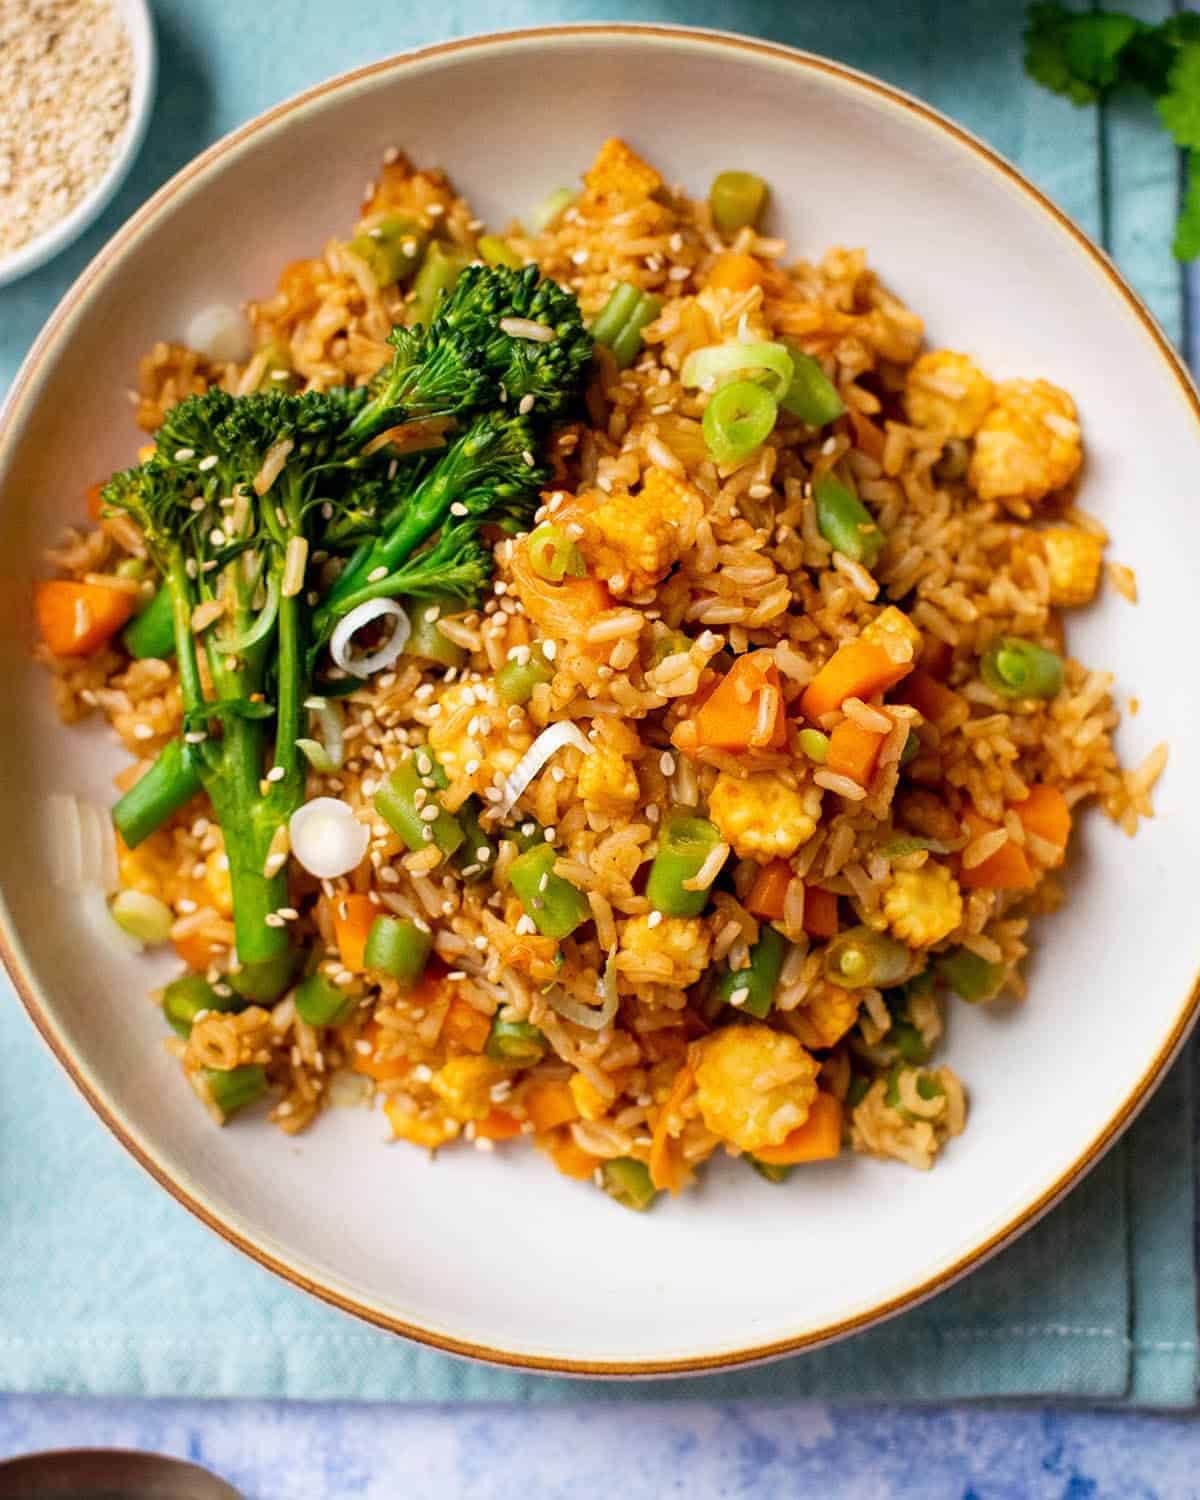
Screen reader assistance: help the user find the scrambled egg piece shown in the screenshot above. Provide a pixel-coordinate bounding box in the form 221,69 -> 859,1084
861,604 -> 922,663
430,1055 -> 510,1122
426,681 -> 532,797
968,379 -> 1082,507
383,1096 -> 460,1150
882,863 -> 963,948
791,984 -> 861,1050
622,913 -> 711,987
694,1025 -> 819,1152
118,826 -> 227,913
904,350 -> 994,437
1040,526 -> 1105,607
708,772 -> 822,862
583,468 -> 695,595
577,720 -> 641,818
583,137 -> 662,201
569,1071 -> 611,1123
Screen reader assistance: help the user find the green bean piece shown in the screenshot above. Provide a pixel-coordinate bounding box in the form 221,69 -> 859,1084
374,759 -> 465,858
591,283 -> 661,370
602,1157 -> 659,1211
452,799 -> 497,883
824,925 -> 912,989
508,843 -> 591,939
709,170 -> 770,233
112,738 -> 204,848
485,1018 -> 546,1065
162,974 -> 242,1038
495,644 -> 554,705
779,349 -> 845,426
295,972 -> 358,1027
798,727 -> 830,764
652,629 -> 691,664
936,946 -> 1007,1003
890,1019 -> 930,1065
408,242 -> 472,326
646,813 -> 723,918
477,234 -> 523,268
845,1074 -> 871,1109
121,584 -> 176,660
229,950 -> 298,1003
720,925 -> 786,1019
813,474 -> 883,568
899,731 -> 921,767
508,819 -> 546,853
363,915 -> 433,987
349,216 -> 428,286
405,593 -> 468,668
979,637 -> 1063,700
206,1063 -> 268,1120
749,1157 -> 792,1184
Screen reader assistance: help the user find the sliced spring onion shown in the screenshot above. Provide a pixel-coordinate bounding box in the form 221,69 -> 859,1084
478,234 -> 523,268
296,695 -> 345,773
219,573 -> 280,654
288,796 -> 370,878
602,1157 -> 658,1211
329,597 -> 411,679
46,793 -> 117,892
879,834 -> 952,860
779,349 -> 845,426
527,523 -> 587,582
496,721 -> 594,816
185,303 -> 250,363
80,883 -> 144,957
702,378 -> 778,466
681,341 -> 794,400
110,889 -> 174,946
979,638 -> 1064,700
530,186 -> 576,233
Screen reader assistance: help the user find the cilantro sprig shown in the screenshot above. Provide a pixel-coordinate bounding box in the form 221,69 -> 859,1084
1024,3 -> 1200,257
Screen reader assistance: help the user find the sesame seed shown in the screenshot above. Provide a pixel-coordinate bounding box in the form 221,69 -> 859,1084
659,751 -> 676,776
132,723 -> 154,741
277,906 -> 300,921
521,450 -> 535,467
729,987 -> 750,1007
419,804 -> 441,823
266,766 -> 285,783
647,910 -> 664,929
382,145 -> 400,164
367,566 -> 388,582
174,448 -> 195,462
184,730 -> 207,744
264,913 -> 286,928
543,826 -> 556,841
355,1039 -> 373,1055
209,528 -> 226,547
542,640 -> 558,661
475,845 -> 491,861
667,265 -> 690,281
424,606 -> 441,623
185,558 -> 198,579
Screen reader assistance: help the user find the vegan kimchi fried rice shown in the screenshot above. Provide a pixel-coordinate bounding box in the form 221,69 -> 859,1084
33,139 -> 1167,1205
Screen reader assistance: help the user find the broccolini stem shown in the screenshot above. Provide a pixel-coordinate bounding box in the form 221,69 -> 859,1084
167,550 -> 206,715
111,738 -> 203,848
270,579 -> 306,799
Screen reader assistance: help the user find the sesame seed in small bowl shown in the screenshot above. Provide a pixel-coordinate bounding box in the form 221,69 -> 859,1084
0,0 -> 156,290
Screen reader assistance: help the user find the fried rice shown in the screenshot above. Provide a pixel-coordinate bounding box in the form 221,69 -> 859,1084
34,138 -> 1167,1198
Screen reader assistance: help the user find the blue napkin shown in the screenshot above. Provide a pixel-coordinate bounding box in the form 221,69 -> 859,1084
1,0 -> 1194,1405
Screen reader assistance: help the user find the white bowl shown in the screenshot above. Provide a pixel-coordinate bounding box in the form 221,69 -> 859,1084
1,25 -> 1198,1376
0,0 -> 156,289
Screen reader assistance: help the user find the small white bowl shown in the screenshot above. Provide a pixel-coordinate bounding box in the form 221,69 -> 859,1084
0,0 -> 156,290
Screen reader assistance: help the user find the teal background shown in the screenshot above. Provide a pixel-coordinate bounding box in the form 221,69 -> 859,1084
0,0 -> 1196,1430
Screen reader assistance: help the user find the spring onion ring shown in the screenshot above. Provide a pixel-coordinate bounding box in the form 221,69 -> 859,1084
329,597 -> 412,679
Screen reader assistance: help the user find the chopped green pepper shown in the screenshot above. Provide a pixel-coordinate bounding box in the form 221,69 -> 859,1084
602,1157 -> 658,1211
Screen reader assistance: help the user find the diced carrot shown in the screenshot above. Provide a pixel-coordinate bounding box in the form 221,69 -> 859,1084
691,650 -> 786,752
1013,784 -> 1071,863
921,636 -> 954,681
753,1092 -> 843,1165
523,1080 -> 579,1133
826,719 -> 886,787
894,670 -> 964,729
847,408 -> 885,462
173,930 -> 224,972
746,860 -> 792,920
352,1019 -> 408,1082
544,1129 -> 601,1181
474,1108 -> 523,1142
707,251 -> 765,293
649,1062 -> 696,1195
86,482 -> 106,521
959,810 -> 1036,891
802,884 -> 839,939
35,579 -> 134,657
442,997 -> 491,1053
333,893 -> 377,972
800,640 -> 914,722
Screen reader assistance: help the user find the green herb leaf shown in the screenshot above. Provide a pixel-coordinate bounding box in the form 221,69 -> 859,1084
1159,41 -> 1200,151
1024,3 -> 1143,105
1174,151 -> 1200,261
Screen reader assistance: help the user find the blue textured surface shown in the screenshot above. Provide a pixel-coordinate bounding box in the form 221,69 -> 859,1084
1,0 -> 1199,1483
